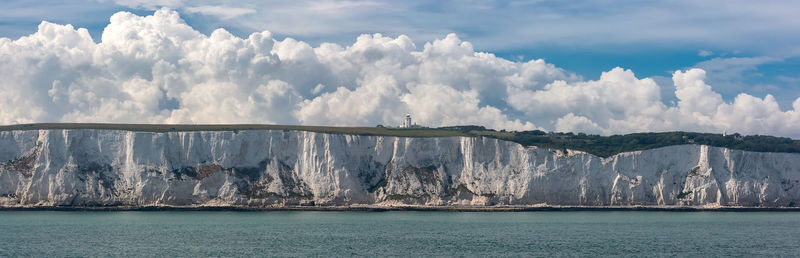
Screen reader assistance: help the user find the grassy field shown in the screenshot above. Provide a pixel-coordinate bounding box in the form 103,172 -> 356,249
1,123 -> 798,157
0,123 -> 468,137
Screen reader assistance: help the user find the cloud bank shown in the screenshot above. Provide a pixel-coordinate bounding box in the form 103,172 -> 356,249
1,9 -> 799,137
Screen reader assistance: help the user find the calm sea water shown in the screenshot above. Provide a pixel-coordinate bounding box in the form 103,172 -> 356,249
0,211 -> 798,257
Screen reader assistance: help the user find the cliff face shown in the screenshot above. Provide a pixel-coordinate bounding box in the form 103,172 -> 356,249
0,129 -> 798,208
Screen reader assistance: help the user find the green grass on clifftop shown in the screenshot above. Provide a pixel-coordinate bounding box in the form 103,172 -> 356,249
1,123 -> 799,158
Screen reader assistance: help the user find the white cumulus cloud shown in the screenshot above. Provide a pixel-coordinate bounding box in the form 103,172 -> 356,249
1,9 -> 799,138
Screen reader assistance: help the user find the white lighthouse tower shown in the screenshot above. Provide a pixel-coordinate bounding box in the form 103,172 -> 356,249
404,114 -> 412,128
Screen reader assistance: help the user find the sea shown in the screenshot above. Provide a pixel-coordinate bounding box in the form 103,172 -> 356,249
0,211 -> 798,257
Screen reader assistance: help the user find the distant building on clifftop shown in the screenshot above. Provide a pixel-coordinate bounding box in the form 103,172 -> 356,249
402,114 -> 421,128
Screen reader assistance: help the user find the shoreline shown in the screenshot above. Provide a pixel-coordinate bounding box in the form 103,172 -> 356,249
2,205 -> 800,212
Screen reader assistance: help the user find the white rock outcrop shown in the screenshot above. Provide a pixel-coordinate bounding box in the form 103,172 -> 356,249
0,129 -> 798,207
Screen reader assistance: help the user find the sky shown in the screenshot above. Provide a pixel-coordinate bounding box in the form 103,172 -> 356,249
1,0 -> 799,137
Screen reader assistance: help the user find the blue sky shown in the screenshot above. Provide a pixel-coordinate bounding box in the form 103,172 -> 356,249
1,0 -> 799,136
4,0 -> 798,107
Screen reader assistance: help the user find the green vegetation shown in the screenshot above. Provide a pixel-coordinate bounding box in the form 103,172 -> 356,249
481,130 -> 800,158
677,191 -> 693,199
367,178 -> 388,193
0,123 -> 465,137
447,184 -> 475,197
1,123 -> 799,158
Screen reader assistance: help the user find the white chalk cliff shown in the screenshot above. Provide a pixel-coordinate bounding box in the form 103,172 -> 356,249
0,129 -> 798,208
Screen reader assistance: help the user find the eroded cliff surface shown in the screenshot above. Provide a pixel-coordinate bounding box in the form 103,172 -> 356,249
0,129 -> 798,208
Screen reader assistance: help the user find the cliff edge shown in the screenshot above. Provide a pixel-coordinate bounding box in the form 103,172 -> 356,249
1,129 -> 798,208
